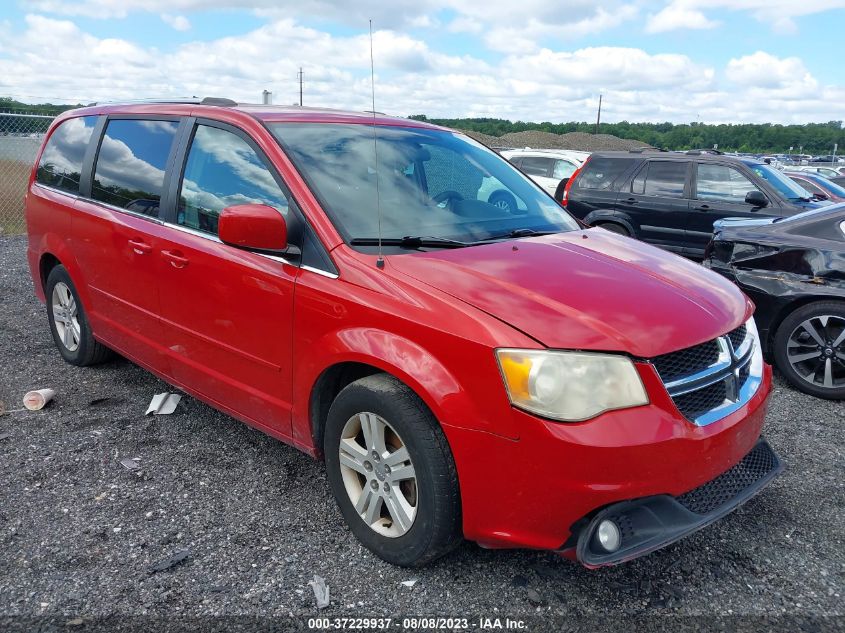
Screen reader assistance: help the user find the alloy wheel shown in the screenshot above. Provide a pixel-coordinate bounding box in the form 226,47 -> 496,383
786,315 -> 845,389
51,282 -> 80,352
338,412 -> 418,538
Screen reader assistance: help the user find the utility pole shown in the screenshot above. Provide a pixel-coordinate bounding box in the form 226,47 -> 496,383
595,94 -> 602,135
298,67 -> 303,106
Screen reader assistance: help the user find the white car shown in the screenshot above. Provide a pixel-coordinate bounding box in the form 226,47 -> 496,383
789,165 -> 842,179
500,149 -> 589,196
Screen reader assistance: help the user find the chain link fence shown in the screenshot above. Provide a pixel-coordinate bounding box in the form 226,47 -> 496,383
0,112 -> 55,235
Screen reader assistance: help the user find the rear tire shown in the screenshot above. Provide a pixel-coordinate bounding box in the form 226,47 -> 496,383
772,300 -> 845,399
597,222 -> 630,236
324,373 -> 462,567
46,265 -> 113,366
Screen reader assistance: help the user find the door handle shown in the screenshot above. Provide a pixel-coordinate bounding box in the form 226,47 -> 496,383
128,238 -> 152,255
623,197 -> 638,204
161,250 -> 189,269
693,204 -> 711,211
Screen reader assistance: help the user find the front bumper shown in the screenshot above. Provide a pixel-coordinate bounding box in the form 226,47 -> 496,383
442,361 -> 774,553
574,438 -> 783,567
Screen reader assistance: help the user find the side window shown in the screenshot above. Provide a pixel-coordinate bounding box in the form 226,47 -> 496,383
552,159 -> 576,180
36,116 -> 97,194
92,119 -> 179,217
177,124 -> 291,236
576,157 -> 637,191
696,164 -> 760,203
789,177 -> 823,196
641,161 -> 688,198
520,157 -> 553,177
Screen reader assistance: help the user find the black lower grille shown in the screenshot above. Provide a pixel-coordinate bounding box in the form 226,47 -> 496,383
673,380 -> 727,419
677,441 -> 779,515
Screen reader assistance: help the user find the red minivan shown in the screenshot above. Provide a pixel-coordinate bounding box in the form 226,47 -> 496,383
26,99 -> 781,568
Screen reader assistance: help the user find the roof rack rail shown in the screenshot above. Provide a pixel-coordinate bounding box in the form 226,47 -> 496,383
686,148 -> 724,155
628,147 -> 667,153
91,96 -> 238,107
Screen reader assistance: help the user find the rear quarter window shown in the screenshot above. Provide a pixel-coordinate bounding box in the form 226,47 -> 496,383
35,116 -> 98,194
576,157 -> 636,191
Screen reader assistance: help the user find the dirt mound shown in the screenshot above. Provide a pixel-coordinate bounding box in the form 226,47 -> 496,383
457,128 -> 651,152
499,130 -> 650,152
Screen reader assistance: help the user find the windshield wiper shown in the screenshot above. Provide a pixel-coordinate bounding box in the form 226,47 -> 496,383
477,228 -> 560,242
350,236 -> 470,249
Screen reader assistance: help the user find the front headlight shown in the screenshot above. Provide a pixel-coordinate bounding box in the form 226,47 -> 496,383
496,349 -> 649,422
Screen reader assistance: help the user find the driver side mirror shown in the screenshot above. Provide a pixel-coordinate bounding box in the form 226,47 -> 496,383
219,203 -> 288,252
745,190 -> 768,208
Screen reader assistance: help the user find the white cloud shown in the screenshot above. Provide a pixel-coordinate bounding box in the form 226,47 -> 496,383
645,0 -> 845,33
726,52 -> 817,91
0,12 -> 843,124
646,5 -> 718,33
161,13 -> 192,31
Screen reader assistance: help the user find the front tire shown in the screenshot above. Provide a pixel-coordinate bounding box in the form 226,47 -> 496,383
46,265 -> 113,366
324,374 -> 462,566
773,300 -> 845,399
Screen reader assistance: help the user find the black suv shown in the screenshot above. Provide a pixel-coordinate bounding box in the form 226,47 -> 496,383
563,151 -> 831,258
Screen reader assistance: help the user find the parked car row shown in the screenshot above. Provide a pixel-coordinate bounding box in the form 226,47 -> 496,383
534,149 -> 845,399
27,100 -> 784,571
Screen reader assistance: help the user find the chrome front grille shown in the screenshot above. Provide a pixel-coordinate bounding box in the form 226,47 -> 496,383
651,323 -> 763,426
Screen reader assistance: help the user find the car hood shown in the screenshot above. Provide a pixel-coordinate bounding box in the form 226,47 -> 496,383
390,229 -> 751,358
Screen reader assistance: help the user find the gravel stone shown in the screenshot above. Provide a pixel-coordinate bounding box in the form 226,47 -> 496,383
0,235 -> 843,629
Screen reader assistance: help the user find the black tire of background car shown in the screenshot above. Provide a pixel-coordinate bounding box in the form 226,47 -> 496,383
773,300 -> 845,400
597,222 -> 630,236
323,373 -> 463,567
46,265 -> 113,366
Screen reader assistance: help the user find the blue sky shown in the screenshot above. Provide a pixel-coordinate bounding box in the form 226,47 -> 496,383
0,1 -> 843,124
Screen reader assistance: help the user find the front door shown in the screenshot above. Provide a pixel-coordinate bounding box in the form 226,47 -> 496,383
686,163 -> 769,257
156,121 -> 299,436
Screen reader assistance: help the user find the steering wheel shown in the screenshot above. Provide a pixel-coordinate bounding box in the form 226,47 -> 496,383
433,190 -> 464,209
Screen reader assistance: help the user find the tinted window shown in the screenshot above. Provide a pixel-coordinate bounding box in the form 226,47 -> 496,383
696,164 -> 759,203
750,164 -> 813,203
576,157 -> 636,191
36,116 -> 97,194
552,159 -> 576,180
520,157 -> 553,177
178,124 -> 290,236
790,177 -> 823,196
92,119 -> 179,216
638,161 -> 687,198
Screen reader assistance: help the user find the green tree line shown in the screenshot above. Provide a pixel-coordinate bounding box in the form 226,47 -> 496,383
410,115 -> 845,154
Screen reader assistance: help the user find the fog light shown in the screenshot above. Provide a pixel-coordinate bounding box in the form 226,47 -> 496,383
596,519 -> 621,552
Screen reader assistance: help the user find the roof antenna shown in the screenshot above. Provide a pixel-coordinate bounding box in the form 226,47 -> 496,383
369,19 -> 384,269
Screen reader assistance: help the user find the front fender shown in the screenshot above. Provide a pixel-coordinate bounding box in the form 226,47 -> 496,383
292,326 -> 520,451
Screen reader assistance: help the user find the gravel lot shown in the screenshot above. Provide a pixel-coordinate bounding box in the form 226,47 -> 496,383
0,235 -> 843,631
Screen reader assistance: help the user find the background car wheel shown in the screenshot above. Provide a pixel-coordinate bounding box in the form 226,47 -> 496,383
773,300 -> 845,399
597,222 -> 630,236
324,373 -> 462,567
46,265 -> 113,367
487,190 -> 518,214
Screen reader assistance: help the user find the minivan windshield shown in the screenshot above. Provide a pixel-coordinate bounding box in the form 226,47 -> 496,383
271,123 -> 579,250
750,164 -> 814,202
